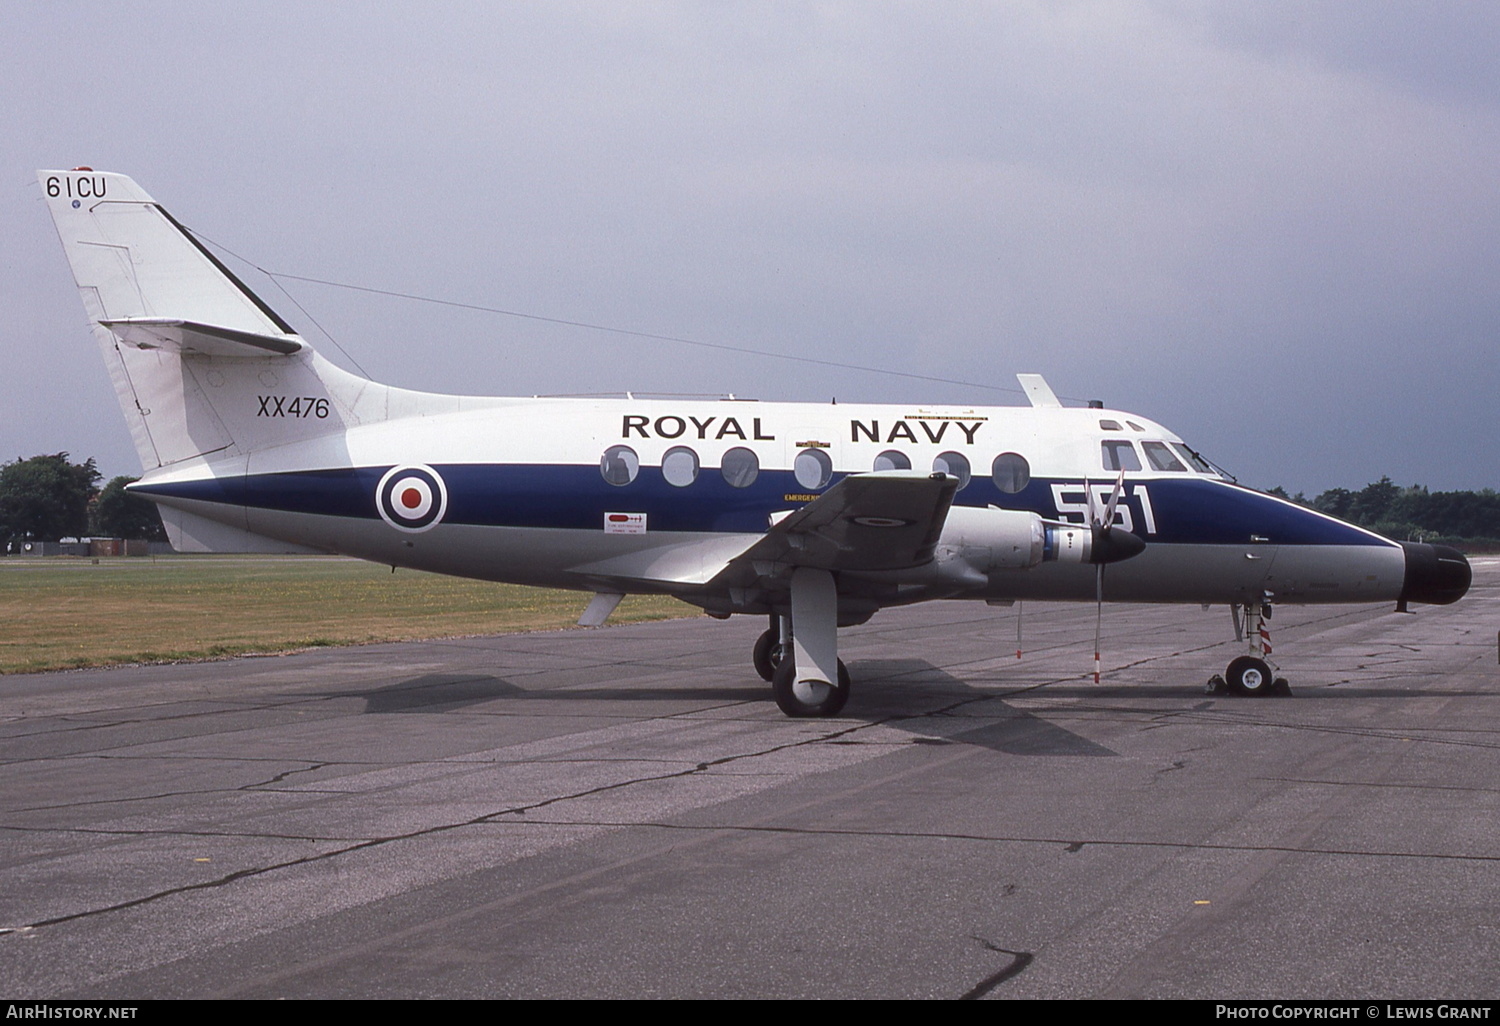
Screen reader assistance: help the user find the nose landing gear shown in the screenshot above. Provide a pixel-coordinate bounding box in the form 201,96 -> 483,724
1210,599 -> 1291,696
1226,655 -> 1276,695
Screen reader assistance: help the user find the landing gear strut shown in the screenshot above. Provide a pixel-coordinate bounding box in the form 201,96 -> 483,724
756,568 -> 852,717
752,614 -> 790,683
1218,599 -> 1290,697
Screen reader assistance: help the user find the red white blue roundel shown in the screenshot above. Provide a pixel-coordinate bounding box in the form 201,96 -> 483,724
376,465 -> 448,532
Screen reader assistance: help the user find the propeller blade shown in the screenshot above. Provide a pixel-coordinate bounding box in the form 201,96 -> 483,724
1103,469 -> 1126,529
1094,562 -> 1104,684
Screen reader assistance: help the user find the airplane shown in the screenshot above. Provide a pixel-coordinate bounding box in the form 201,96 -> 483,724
37,169 -> 1472,716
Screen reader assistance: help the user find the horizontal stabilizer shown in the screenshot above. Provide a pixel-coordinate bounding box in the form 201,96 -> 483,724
100,318 -> 305,357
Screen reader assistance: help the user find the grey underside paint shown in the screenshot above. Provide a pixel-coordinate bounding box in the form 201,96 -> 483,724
156,495 -> 1406,610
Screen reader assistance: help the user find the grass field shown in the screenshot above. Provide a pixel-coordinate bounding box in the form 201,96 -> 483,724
0,555 -> 691,674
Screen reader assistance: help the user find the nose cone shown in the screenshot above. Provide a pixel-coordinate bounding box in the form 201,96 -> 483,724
1399,542 -> 1471,606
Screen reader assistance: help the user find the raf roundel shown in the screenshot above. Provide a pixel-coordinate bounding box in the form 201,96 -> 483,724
376,465 -> 448,532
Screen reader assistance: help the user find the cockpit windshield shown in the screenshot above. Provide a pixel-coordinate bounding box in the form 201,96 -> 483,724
1142,441 -> 1187,472
1100,429 -> 1229,479
1170,442 -> 1225,477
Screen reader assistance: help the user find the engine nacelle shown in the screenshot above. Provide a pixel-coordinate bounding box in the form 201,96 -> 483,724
936,507 -> 1136,572
937,506 -> 1048,572
1045,523 -> 1094,564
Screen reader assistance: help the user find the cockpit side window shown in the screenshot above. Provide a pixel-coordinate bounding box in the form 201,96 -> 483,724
1101,440 -> 1141,473
1142,441 -> 1186,472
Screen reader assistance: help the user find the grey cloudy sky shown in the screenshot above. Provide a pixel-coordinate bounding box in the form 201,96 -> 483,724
5,1 -> 1497,495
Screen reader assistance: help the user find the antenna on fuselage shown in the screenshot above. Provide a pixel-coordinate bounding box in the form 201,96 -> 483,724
1016,373 -> 1063,408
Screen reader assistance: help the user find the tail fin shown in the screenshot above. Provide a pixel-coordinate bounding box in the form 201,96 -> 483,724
38,169 -> 383,468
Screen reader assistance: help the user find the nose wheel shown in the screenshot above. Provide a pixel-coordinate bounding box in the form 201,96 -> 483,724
1214,601 -> 1291,696
1226,655 -> 1274,695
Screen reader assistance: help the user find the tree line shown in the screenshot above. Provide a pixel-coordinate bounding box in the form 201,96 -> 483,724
0,454 -> 166,547
1269,478 -> 1500,546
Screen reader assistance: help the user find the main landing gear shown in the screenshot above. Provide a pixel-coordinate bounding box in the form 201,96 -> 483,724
752,568 -> 851,717
752,622 -> 789,682
772,657 -> 851,717
1208,600 -> 1291,697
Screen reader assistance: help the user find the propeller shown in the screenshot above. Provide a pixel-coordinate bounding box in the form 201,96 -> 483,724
1085,471 -> 1145,683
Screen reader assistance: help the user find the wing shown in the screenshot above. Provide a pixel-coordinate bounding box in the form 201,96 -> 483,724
565,471 -> 959,591
731,470 -> 958,573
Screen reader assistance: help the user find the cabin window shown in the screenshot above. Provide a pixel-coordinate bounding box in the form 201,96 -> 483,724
662,446 -> 699,487
1101,440 -> 1141,473
720,447 -> 759,488
1171,442 -> 1216,475
1127,421 -> 1145,432
873,450 -> 911,472
1142,441 -> 1186,472
991,452 -> 1030,493
794,448 -> 833,490
933,451 -> 970,490
1099,419 -> 1122,431
600,445 -> 639,486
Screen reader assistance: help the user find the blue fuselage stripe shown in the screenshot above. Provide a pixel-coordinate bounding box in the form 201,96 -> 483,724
132,466 -> 1391,547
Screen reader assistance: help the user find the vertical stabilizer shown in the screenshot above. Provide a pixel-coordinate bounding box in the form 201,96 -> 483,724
38,169 -> 383,469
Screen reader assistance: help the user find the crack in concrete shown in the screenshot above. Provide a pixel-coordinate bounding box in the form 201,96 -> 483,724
487,817 -> 1500,866
960,937 -> 1034,999
242,762 -> 331,789
8,715 -> 877,933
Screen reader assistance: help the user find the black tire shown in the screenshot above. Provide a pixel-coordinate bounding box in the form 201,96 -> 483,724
1226,656 -> 1274,696
771,657 -> 851,717
752,628 -> 789,683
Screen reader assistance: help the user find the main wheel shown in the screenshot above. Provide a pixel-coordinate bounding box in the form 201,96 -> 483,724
752,628 -> 789,683
1226,656 -> 1274,696
771,657 -> 851,717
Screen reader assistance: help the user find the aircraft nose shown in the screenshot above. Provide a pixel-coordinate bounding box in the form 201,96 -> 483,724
1398,541 -> 1471,606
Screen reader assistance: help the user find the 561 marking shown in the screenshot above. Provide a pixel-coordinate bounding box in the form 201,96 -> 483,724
257,395 -> 329,419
